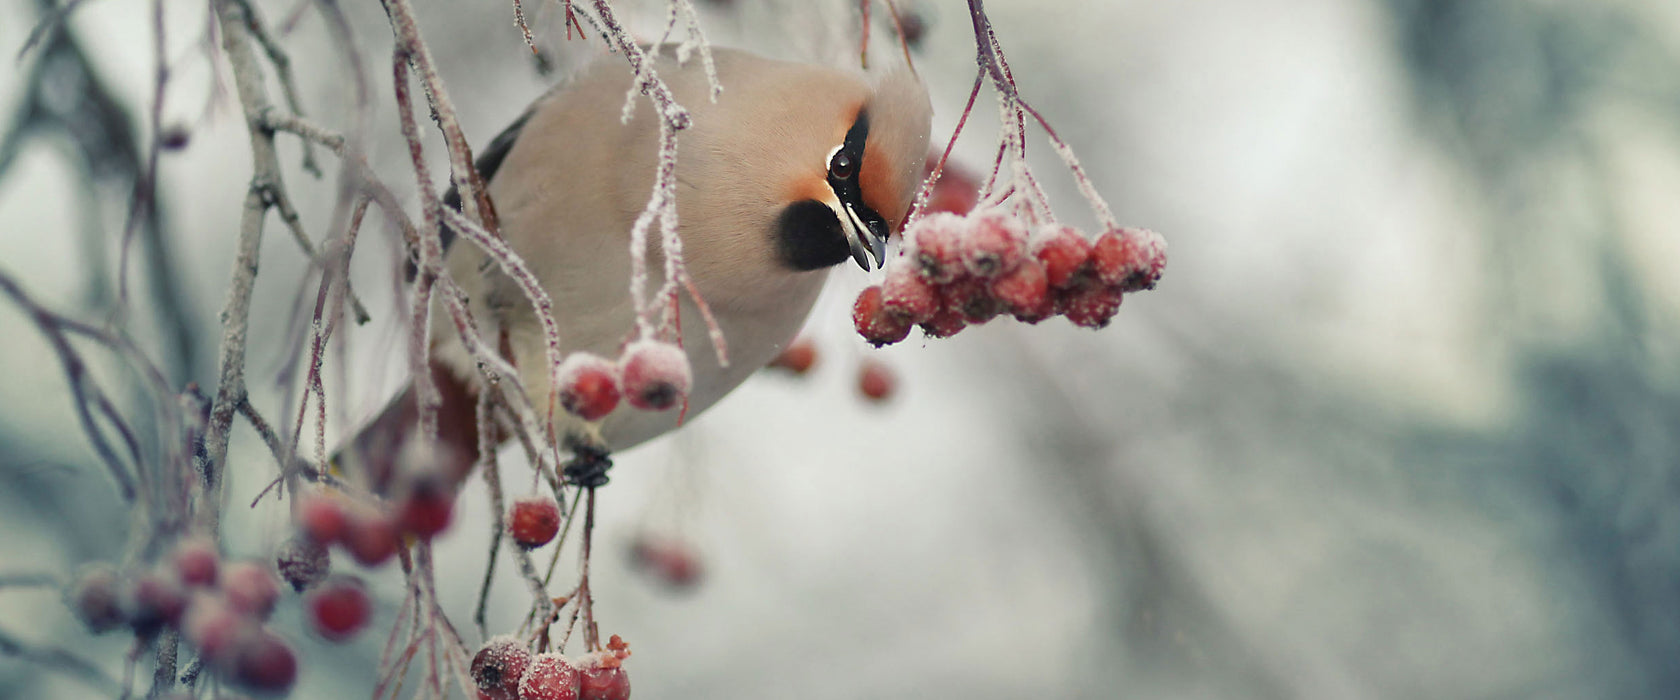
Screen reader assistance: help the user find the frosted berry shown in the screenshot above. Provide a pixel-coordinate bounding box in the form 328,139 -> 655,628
767,337 -> 818,375
182,593 -> 250,662
578,661 -> 630,700
853,285 -> 912,347
518,653 -> 580,700
880,264 -> 939,324
298,492 -> 350,545
275,536 -> 330,592
1033,225 -> 1093,289
345,509 -> 399,567
962,209 -> 1028,278
1115,227 -> 1168,291
230,630 -> 297,695
473,636 -> 534,700
919,308 -> 968,339
307,576 -> 371,642
1059,284 -> 1124,330
629,536 -> 703,590
940,277 -> 1001,325
989,259 -> 1049,316
221,561 -> 279,620
618,340 -> 691,411
398,473 -> 454,539
508,495 -> 562,549
173,538 -> 220,587
557,353 -> 621,422
67,563 -> 125,634
858,361 -> 897,403
908,213 -> 966,284
126,568 -> 188,634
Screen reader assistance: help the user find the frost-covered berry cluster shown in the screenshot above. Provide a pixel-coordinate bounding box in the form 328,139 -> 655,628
472,634 -> 633,700
854,209 -> 1166,345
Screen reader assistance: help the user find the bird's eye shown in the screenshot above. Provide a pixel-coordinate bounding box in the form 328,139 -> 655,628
829,152 -> 855,180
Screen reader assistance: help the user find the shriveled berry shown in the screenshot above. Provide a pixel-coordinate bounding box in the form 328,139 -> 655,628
306,576 -> 370,642
908,213 -> 966,284
940,277 -> 1001,325
557,353 -> 621,422
1033,225 -> 1093,289
126,568 -> 188,634
518,653 -> 580,700
962,209 -> 1028,278
230,630 -> 297,696
508,495 -> 562,549
298,492 -> 350,545
858,361 -> 896,403
345,509 -> 399,567
629,536 -> 703,590
173,538 -> 220,587
221,561 -> 279,620
1059,284 -> 1124,329
473,636 -> 533,700
880,264 -> 939,324
578,662 -> 630,700
766,337 -> 818,375
275,536 -> 330,592
990,259 -> 1049,316
919,307 -> 968,339
67,563 -> 125,634
182,593 -> 251,662
853,286 -> 912,347
618,340 -> 691,411
398,473 -> 454,539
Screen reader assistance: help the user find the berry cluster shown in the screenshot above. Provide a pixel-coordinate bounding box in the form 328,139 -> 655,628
472,635 -> 633,700
556,340 -> 692,422
67,541 -> 299,695
854,210 -> 1166,345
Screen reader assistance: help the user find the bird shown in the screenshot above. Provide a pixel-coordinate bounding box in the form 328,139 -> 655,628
337,46 -> 932,487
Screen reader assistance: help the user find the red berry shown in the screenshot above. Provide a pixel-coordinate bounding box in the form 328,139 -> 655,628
939,277 -> 1001,325
880,263 -> 939,324
919,307 -> 968,339
1114,227 -> 1168,291
858,361 -> 896,402
275,536 -> 330,592
618,340 -> 691,411
766,337 -> 818,375
853,286 -> 912,347
1059,284 -> 1124,329
473,636 -> 534,700
230,630 -> 297,695
221,561 -> 279,620
67,563 -> 125,634
629,536 -> 703,590
398,474 -> 455,539
345,509 -> 399,567
962,209 -> 1028,278
518,653 -> 580,700
298,492 -> 350,545
508,495 -> 562,549
125,568 -> 188,634
578,660 -> 631,700
306,576 -> 371,643
1033,225 -> 1093,289
557,353 -> 621,422
182,593 -> 251,662
173,538 -> 220,587
908,213 -> 966,284
989,259 -> 1049,316
922,157 -> 979,216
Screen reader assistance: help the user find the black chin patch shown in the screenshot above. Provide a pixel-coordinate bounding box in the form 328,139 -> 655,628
775,199 -> 849,271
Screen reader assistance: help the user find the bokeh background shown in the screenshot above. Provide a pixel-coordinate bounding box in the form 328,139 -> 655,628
3,0 -> 1680,697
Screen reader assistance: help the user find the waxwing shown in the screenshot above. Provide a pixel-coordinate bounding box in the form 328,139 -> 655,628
340,47 -> 932,485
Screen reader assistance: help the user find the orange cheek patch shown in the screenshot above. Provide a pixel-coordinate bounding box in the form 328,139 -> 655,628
860,144 -> 906,231
785,173 -> 833,205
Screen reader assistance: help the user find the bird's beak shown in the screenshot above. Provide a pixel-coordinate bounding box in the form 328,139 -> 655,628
829,199 -> 888,271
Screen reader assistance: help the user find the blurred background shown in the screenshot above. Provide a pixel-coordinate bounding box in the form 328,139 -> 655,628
3,0 -> 1680,697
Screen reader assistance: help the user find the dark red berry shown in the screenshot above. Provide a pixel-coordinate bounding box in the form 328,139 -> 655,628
853,286 -> 912,347
126,568 -> 188,634
275,536 -> 330,592
940,277 -> 1001,324
221,561 -> 279,620
919,307 -> 968,339
908,213 -> 966,284
508,495 -> 562,549
298,492 -> 350,545
173,538 -> 220,587
578,661 -> 630,700
306,576 -> 370,643
345,510 -> 399,567
473,636 -> 533,700
629,536 -> 703,590
618,341 -> 691,411
1033,225 -> 1093,289
518,653 -> 580,700
1059,284 -> 1124,329
67,564 -> 125,634
858,361 -> 896,403
398,474 -> 454,540
767,337 -> 818,375
880,264 -> 939,324
990,259 -> 1049,316
230,630 -> 297,695
962,210 -> 1028,278
557,353 -> 621,422
1113,227 -> 1168,291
